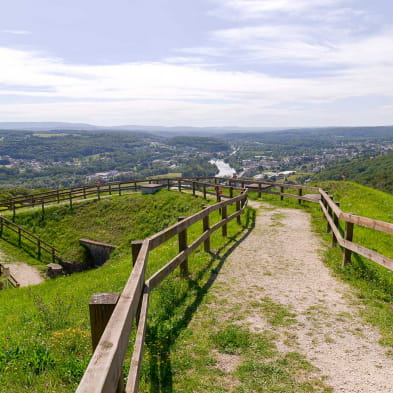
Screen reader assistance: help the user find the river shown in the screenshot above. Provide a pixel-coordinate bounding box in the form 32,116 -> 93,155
210,159 -> 236,177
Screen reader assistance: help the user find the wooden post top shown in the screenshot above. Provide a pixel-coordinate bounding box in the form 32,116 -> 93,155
89,293 -> 119,306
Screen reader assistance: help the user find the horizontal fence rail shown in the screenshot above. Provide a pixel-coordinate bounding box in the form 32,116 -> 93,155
0,215 -> 60,263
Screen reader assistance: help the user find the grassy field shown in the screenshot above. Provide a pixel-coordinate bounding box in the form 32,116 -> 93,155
0,189 -> 251,392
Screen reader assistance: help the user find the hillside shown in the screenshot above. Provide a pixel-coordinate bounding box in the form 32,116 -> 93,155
314,152 -> 393,193
0,189 -> 247,392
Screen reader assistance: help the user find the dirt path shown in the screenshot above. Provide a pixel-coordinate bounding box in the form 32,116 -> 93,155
3,263 -> 44,287
212,201 -> 393,393
0,250 -> 44,287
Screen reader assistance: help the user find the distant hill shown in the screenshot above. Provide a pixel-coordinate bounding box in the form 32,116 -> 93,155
314,152 -> 393,193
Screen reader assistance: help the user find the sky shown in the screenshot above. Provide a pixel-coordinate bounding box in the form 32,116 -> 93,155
0,0 -> 393,127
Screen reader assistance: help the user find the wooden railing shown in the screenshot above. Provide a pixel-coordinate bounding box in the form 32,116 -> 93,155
0,263 -> 20,288
0,177 -> 238,216
0,215 -> 61,263
76,188 -> 248,393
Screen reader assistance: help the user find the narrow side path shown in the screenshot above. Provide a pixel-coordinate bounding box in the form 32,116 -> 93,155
212,201 -> 393,392
0,250 -> 44,287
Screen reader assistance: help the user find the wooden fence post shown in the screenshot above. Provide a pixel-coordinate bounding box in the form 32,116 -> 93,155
167,179 -> 170,190
236,200 -> 241,225
222,205 -> 227,237
41,200 -> 45,217
258,183 -> 262,198
89,293 -> 124,393
134,181 -> 137,191
192,181 -> 196,196
57,189 -> 61,203
109,184 -> 112,195
332,202 -> 340,247
119,183 -> 122,196
327,205 -> 332,233
229,186 -> 233,198
18,227 -> 21,246
37,240 -> 41,260
131,241 -> 143,267
178,216 -> 189,277
178,180 -> 181,193
69,192 -> 73,209
83,187 -> 86,199
97,186 -> 101,201
202,206 -> 210,253
298,189 -> 302,205
280,186 -> 284,201
12,202 -> 16,221
342,221 -> 354,267
203,184 -> 207,199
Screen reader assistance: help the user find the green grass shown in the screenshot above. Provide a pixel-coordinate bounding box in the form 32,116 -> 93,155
0,189 -> 251,392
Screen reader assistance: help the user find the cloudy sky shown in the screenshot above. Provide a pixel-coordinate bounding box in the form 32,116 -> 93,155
1,0 -> 392,127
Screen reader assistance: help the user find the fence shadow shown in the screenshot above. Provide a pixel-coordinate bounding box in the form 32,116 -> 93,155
144,207 -> 257,393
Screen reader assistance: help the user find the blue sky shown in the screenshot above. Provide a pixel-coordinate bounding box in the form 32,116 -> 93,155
0,0 -> 392,127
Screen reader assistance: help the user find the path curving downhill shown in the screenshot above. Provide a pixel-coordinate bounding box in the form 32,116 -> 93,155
213,201 -> 393,393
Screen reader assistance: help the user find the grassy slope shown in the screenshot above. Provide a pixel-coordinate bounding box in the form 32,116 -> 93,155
0,190 -> 249,392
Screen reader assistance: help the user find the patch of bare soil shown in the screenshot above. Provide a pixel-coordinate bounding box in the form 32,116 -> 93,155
3,262 -> 44,287
213,201 -> 393,393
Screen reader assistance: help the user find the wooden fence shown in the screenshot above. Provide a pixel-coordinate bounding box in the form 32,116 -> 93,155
76,188 -> 248,393
0,177 -> 239,216
0,215 -> 61,263
0,263 -> 20,288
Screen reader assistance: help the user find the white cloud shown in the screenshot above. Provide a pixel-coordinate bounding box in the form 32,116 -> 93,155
2,29 -> 31,35
0,45 -> 393,126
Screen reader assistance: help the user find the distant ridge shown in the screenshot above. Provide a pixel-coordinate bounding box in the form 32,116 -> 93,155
0,122 -> 392,137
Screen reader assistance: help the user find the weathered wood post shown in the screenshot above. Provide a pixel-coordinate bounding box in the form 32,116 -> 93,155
89,293 -> 124,393
41,200 -> 45,217
280,186 -> 284,201
241,181 -> 245,189
202,206 -> 210,253
178,216 -> 189,277
216,186 -> 219,202
342,220 -> 354,266
222,205 -> 227,237
119,182 -> 122,196
178,180 -> 181,193
97,185 -> 101,201
203,184 -> 207,199
131,240 -> 143,267
37,239 -> 41,260
192,181 -> 196,196
298,188 -> 302,205
236,200 -> 241,225
258,183 -> 262,198
12,202 -> 16,221
332,202 -> 340,247
167,179 -> 170,190
69,191 -> 73,209
327,204 -> 333,233
18,227 -> 21,246
214,178 -> 218,185
109,184 -> 112,195
134,181 -> 138,190
57,189 -> 61,203
83,187 -> 86,199
229,186 -> 233,198
131,239 -> 144,326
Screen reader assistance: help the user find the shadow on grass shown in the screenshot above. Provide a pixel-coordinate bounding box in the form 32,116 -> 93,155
145,208 -> 257,393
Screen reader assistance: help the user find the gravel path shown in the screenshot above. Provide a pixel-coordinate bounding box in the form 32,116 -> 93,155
3,262 -> 44,287
0,250 -> 44,287
214,201 -> 393,393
